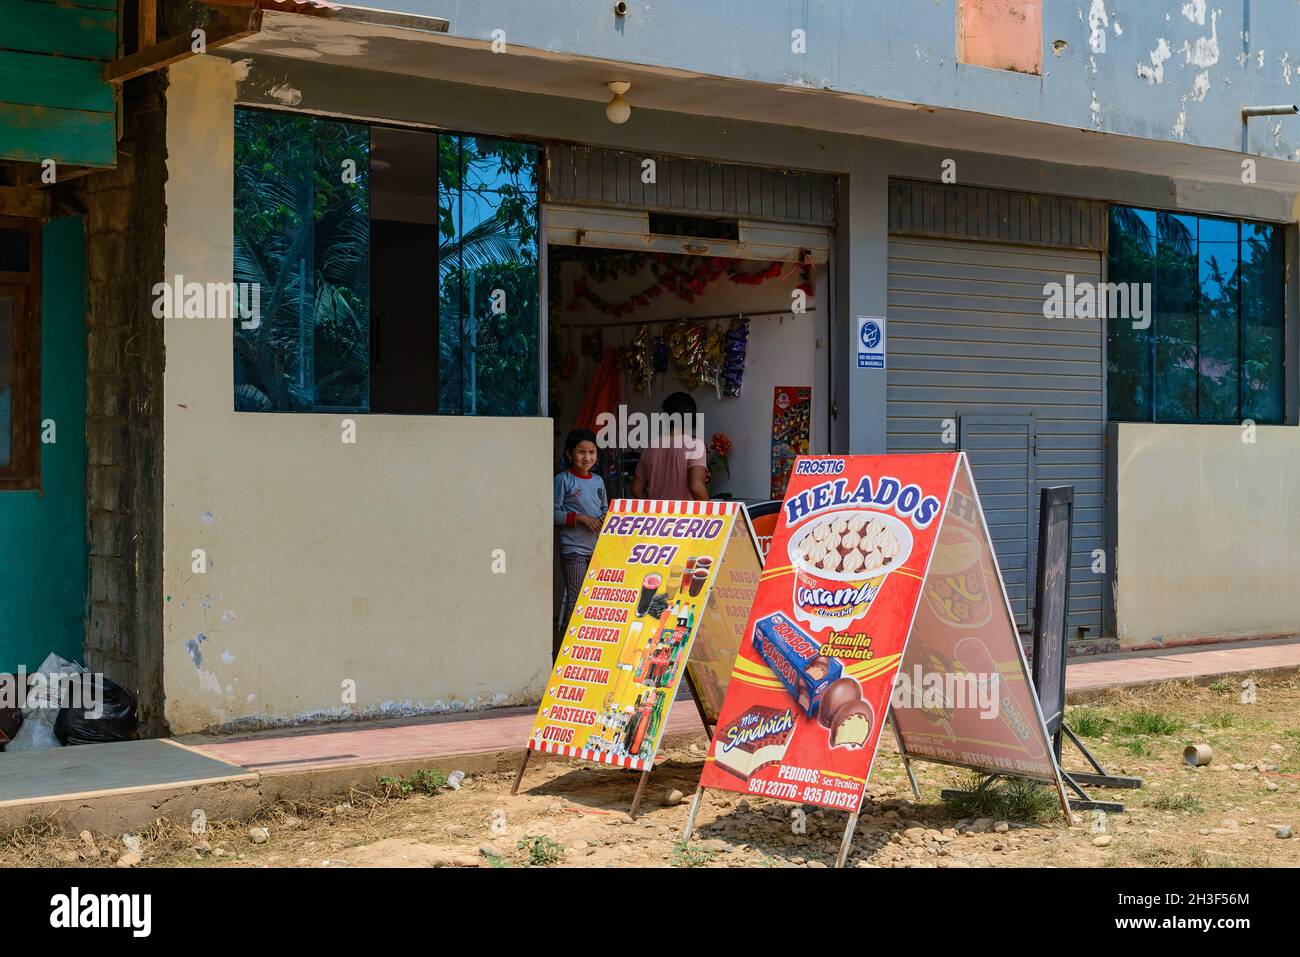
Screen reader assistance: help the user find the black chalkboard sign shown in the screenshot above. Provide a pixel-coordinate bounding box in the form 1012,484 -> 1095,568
1031,486 -> 1073,748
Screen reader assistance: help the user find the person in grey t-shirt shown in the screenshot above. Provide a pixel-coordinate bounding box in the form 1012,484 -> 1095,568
554,429 -> 608,653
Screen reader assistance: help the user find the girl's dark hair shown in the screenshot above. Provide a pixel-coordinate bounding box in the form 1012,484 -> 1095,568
564,428 -> 599,457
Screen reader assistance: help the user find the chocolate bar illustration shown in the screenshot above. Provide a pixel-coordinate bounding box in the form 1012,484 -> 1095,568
714,704 -> 795,780
752,612 -> 843,718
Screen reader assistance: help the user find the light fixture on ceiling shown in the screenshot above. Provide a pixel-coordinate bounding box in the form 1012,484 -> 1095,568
605,81 -> 632,124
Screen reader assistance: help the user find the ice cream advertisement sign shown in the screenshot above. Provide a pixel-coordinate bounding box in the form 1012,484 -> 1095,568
891,462 -> 1060,783
699,453 -> 1065,816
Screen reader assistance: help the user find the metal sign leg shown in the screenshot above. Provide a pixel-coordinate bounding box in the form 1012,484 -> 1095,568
683,669 -> 715,740
680,787 -> 706,842
888,713 -> 921,801
835,812 -> 861,869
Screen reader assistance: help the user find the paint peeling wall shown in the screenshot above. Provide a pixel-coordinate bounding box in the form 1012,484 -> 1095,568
1112,423 -> 1300,645
390,0 -> 1300,161
161,56 -> 554,733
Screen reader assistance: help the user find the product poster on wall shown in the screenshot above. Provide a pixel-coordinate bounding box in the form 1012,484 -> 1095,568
526,499 -> 761,773
697,453 -> 1065,818
770,386 -> 812,499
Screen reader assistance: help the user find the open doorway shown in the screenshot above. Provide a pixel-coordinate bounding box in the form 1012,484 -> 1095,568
547,244 -> 830,499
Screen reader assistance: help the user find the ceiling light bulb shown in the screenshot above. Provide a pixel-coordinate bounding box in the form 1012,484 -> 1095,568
605,81 -> 632,124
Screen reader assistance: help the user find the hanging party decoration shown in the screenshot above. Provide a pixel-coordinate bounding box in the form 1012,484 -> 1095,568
564,252 -> 797,318
665,321 -> 712,391
580,328 -> 605,359
704,324 -> 726,395
624,324 -> 655,393
722,317 -> 750,397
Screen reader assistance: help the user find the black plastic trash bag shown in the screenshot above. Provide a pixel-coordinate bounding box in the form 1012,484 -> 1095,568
54,676 -> 138,745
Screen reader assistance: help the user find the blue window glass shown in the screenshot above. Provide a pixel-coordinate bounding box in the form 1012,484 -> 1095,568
234,108 -> 539,416
1107,206 -> 1286,425
438,135 -> 540,416
233,110 -> 370,413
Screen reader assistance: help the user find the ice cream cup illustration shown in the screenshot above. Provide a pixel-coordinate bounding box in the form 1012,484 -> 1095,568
787,510 -> 913,630
923,524 -> 993,629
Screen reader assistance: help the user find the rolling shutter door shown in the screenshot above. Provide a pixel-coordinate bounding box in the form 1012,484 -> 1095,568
886,236 -> 1105,636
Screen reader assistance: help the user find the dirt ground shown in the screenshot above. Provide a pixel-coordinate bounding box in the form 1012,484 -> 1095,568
4,674 -> 1298,868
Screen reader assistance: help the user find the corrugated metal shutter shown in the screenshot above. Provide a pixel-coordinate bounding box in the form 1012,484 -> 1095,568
886,236 -> 1105,637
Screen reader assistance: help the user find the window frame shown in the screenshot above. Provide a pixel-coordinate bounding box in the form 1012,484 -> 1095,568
231,104 -> 546,418
0,216 -> 41,491
1104,204 -> 1290,426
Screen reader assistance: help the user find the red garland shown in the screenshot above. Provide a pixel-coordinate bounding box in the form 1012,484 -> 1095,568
569,256 -> 808,317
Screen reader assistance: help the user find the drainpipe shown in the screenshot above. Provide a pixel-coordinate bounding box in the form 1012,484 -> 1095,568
1240,104 -> 1298,153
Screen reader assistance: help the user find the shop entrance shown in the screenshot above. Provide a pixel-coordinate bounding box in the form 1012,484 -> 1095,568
545,235 -> 830,498
544,212 -> 831,635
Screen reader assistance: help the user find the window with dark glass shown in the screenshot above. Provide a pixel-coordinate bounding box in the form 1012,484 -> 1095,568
1107,206 -> 1286,425
233,108 -> 539,415
0,218 -> 39,490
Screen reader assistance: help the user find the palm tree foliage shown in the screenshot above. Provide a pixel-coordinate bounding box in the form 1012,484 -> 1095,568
1106,205 -> 1283,424
233,110 -> 540,415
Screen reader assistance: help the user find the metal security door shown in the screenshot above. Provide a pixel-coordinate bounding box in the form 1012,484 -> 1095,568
886,233 -> 1105,638
959,414 -> 1036,630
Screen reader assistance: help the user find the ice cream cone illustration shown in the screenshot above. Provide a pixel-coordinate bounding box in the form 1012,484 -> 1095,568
923,524 -> 993,629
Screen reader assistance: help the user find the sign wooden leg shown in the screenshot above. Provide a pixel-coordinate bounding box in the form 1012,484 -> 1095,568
1051,770 -> 1074,823
680,787 -> 706,842
510,748 -> 532,796
835,811 -> 861,868
628,767 -> 652,819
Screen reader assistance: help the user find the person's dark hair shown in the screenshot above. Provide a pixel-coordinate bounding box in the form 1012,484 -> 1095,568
563,428 -> 599,462
662,392 -> 697,417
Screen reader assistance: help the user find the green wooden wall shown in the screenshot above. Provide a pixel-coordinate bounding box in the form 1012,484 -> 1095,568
0,0 -> 118,167
0,217 -> 88,673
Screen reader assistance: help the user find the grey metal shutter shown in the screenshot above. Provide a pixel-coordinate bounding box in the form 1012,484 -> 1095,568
886,236 -> 1105,637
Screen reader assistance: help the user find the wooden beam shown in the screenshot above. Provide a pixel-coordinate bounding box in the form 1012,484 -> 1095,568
104,8 -> 262,84
139,0 -> 158,49
0,186 -> 50,219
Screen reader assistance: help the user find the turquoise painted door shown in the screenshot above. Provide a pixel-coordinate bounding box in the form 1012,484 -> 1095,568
0,217 -> 87,672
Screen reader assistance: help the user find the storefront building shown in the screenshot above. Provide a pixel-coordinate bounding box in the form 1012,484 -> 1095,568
119,1 -> 1300,731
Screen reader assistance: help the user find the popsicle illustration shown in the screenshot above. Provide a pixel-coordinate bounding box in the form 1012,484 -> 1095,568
954,636 -> 1046,760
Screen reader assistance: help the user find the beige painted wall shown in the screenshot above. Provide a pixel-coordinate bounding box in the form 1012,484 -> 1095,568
162,57 -> 553,733
1114,423 -> 1300,646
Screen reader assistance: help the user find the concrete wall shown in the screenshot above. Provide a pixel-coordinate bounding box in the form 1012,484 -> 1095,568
1112,423 -> 1300,646
391,0 -> 1300,161
162,57 -> 553,733
0,217 -> 86,674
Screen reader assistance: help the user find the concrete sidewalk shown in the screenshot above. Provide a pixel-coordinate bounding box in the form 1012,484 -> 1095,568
4,637 -> 1298,832
187,637 -> 1300,773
